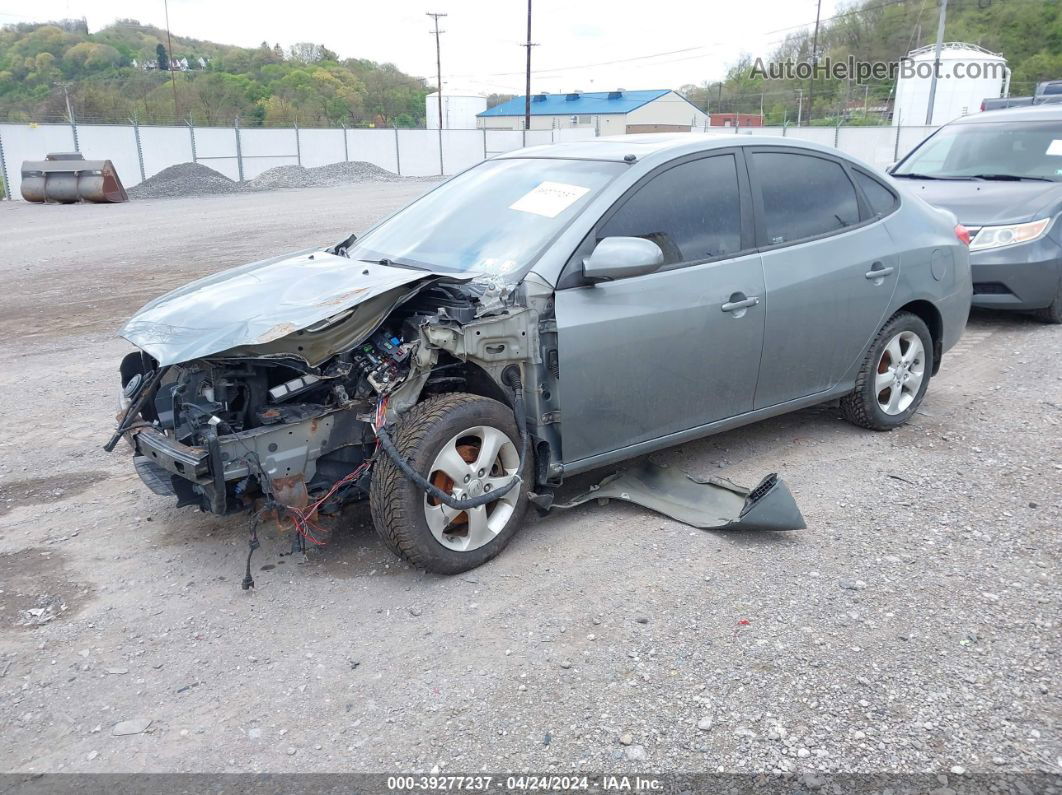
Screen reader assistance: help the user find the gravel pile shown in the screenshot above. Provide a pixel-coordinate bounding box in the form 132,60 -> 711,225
129,160 -> 408,199
127,162 -> 237,199
242,160 -> 402,191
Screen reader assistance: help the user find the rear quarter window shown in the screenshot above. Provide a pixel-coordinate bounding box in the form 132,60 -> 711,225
853,170 -> 898,216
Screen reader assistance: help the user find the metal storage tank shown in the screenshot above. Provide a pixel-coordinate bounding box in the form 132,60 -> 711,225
893,43 -> 1008,126
425,93 -> 488,129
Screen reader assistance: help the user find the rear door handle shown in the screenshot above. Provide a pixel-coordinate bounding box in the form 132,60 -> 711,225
721,296 -> 760,313
865,264 -> 895,279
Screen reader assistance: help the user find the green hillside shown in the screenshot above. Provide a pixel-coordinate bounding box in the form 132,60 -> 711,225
682,0 -> 1062,125
0,18 -> 430,127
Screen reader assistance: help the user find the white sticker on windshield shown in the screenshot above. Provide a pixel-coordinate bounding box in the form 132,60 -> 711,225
1047,139 -> 1062,156
509,181 -> 590,218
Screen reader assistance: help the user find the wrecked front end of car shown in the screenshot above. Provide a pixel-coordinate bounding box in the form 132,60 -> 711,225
107,247 -> 540,535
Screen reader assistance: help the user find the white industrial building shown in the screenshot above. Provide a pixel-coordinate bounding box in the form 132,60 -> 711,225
477,89 -> 708,134
425,93 -> 488,130
893,43 -> 1008,126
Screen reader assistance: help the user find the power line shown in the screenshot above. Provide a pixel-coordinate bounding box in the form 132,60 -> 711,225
765,0 -> 912,37
447,45 -> 709,79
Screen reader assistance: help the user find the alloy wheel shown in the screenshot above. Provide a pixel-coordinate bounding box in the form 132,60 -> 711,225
424,425 -> 520,552
875,330 -> 925,416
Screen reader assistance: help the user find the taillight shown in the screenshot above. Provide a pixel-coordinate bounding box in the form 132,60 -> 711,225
979,100 -> 986,112
955,224 -> 971,246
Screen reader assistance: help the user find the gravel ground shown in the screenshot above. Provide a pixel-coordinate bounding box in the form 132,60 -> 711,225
128,160 -> 420,200
0,184 -> 1059,777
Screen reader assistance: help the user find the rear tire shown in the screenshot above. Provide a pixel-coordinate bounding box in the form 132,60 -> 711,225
841,312 -> 934,431
1032,283 -> 1062,324
369,392 -> 531,574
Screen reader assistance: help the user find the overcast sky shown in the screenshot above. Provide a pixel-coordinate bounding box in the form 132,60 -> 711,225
2,0 -> 839,95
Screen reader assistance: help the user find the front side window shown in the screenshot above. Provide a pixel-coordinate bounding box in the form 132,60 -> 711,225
598,154 -> 743,265
892,120 -> 1062,181
346,158 -> 625,275
753,152 -> 860,244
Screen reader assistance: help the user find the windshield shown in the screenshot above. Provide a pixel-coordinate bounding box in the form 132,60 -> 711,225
346,158 -> 626,275
894,120 -> 1062,181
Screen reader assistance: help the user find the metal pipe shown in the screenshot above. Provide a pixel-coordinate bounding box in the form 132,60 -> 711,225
131,115 -> 146,184
187,118 -> 197,162
925,0 -> 948,125
234,116 -> 244,183
0,126 -> 10,200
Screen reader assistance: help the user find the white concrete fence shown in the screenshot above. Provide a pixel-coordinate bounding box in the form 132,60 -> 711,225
0,121 -> 937,201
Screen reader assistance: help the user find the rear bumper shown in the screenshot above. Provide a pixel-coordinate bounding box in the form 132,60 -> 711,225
970,238 -> 1062,310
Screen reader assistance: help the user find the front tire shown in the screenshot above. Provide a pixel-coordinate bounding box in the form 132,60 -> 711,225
841,312 -> 934,431
369,392 -> 532,574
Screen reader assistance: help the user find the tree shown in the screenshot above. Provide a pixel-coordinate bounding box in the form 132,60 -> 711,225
0,20 -> 431,126
287,42 -> 335,65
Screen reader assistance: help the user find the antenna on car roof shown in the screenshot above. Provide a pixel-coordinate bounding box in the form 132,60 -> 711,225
623,154 -> 637,162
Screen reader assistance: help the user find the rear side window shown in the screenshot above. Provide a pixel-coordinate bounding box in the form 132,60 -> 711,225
753,152 -> 860,245
599,154 -> 742,265
854,170 -> 897,216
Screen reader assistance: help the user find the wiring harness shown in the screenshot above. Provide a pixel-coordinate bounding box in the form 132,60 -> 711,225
373,366 -> 529,511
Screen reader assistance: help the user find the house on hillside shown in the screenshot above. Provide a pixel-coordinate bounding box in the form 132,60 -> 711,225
477,89 -> 708,134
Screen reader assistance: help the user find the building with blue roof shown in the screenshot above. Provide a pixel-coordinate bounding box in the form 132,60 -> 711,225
476,89 -> 708,135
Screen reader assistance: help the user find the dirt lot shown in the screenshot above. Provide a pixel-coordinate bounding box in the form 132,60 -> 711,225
0,184 -> 1059,777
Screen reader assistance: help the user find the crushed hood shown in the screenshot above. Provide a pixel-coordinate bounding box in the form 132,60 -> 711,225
121,249 -> 467,366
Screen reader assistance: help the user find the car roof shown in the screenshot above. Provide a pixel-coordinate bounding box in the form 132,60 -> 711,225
951,104 -> 1062,124
496,132 -> 851,164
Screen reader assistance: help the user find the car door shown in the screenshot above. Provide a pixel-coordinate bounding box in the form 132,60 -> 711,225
746,148 -> 899,410
554,150 -> 765,465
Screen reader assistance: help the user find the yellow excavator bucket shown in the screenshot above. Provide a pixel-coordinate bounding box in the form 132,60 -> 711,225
20,152 -> 128,204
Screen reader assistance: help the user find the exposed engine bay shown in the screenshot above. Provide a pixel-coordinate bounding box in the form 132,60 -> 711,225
113,272 -> 551,524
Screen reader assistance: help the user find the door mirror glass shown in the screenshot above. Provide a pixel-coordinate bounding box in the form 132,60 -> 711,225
582,236 -> 664,282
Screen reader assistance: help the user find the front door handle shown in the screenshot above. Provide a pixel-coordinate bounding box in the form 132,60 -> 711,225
721,295 -> 760,313
865,264 -> 895,280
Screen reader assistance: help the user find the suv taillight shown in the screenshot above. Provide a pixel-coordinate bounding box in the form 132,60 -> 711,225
955,224 -> 972,246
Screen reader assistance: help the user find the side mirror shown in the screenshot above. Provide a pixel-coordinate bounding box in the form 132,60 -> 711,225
582,236 -> 664,282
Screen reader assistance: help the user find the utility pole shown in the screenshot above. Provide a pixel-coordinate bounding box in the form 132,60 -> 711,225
925,0 -> 948,125
796,87 -> 803,127
523,0 -> 533,131
164,0 -> 179,120
806,0 -> 822,125
426,12 -> 447,130
863,83 -> 870,117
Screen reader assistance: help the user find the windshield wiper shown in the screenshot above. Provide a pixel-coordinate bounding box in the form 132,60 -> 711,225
966,174 -> 1056,182
359,257 -> 428,271
891,172 -> 972,180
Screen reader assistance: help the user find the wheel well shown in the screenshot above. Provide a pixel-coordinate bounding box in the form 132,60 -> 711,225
896,300 -> 943,375
423,355 -> 512,408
